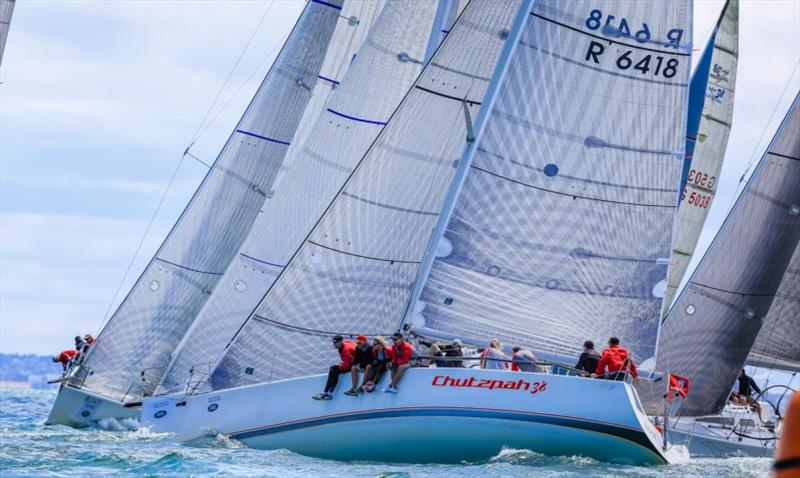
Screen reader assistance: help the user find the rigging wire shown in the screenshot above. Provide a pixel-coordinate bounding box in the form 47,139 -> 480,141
187,0 -> 277,148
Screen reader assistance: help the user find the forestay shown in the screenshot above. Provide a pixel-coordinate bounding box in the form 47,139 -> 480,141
664,0 -> 738,311
79,0 -> 375,400
747,242 -> 800,372
413,0 -> 692,363
657,93 -> 800,415
157,0 -> 435,394
0,0 -> 14,67
211,0 -> 523,390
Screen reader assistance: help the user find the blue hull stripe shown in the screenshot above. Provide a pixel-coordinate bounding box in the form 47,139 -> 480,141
311,0 -> 342,11
235,129 -> 291,146
327,108 -> 387,126
229,406 -> 664,460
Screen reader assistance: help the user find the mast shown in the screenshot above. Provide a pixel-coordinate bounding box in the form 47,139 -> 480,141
399,0 -> 533,331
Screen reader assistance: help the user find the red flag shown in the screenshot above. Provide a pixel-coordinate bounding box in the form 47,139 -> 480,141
667,373 -> 690,400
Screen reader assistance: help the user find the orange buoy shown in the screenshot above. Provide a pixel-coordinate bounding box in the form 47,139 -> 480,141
775,392 -> 800,478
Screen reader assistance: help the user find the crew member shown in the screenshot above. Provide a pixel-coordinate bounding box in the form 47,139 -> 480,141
511,346 -> 538,372
52,349 -> 78,371
593,337 -> 638,381
737,368 -> 763,419
480,339 -> 507,370
385,333 -> 413,393
345,335 -> 373,396
575,340 -> 600,375
312,335 -> 356,400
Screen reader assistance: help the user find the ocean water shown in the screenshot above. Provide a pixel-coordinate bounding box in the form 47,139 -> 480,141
0,389 -> 773,477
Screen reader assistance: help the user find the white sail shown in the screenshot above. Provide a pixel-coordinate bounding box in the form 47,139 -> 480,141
210,0 -> 523,390
412,0 -> 692,363
656,93 -> 800,415
664,0 -> 738,310
157,0 -> 436,393
0,0 -> 14,67
78,0 -> 380,400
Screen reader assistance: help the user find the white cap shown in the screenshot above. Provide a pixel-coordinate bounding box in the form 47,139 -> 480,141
452,339 -> 462,346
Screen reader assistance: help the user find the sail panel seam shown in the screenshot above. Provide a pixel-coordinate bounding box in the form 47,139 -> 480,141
469,165 -> 677,208
154,257 -> 225,276
327,108 -> 387,126
308,240 -> 422,264
235,129 -> 291,146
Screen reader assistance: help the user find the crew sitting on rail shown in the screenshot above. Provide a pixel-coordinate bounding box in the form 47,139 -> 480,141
427,343 -> 448,367
575,340 -> 600,376
344,335 -> 373,396
511,346 -> 538,372
592,337 -> 638,382
446,339 -> 464,367
737,368 -> 763,420
84,334 -> 96,346
312,335 -> 356,401
362,336 -> 393,392
480,339 -> 507,370
384,333 -> 413,393
52,349 -> 78,371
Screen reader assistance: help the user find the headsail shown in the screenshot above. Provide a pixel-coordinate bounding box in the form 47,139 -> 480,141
78,0 -> 380,400
0,0 -> 14,67
411,0 -> 692,363
747,242 -> 800,372
157,0 -> 436,394
664,0 -> 739,311
656,93 -> 800,415
210,0 -> 526,390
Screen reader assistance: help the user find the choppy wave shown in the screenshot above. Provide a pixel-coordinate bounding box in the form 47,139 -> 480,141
0,389 -> 774,477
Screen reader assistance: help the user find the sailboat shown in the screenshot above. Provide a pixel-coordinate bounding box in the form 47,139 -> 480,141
654,92 -> 800,457
0,0 -> 14,68
46,0 -> 386,426
142,0 -> 695,465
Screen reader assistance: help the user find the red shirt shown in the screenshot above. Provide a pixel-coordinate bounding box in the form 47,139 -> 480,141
337,340 -> 357,371
57,349 -> 78,369
595,344 -> 638,379
391,341 -> 414,366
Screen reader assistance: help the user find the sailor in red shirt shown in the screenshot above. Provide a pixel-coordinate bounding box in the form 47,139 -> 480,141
593,337 -> 638,382
52,349 -> 78,371
385,332 -> 414,393
313,335 -> 356,400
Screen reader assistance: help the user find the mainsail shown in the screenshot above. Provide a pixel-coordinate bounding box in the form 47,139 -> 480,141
656,93 -> 800,415
210,0 -> 525,390
664,0 -> 739,311
157,0 -> 437,393
78,0 -> 380,400
0,0 -> 14,67
747,242 -> 800,372
412,0 -> 692,363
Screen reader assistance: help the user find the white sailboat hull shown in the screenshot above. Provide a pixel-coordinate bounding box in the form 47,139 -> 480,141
144,368 -> 678,465
46,384 -> 139,426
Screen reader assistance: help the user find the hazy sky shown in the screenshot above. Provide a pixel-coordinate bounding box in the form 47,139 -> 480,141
1,0 -> 799,357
